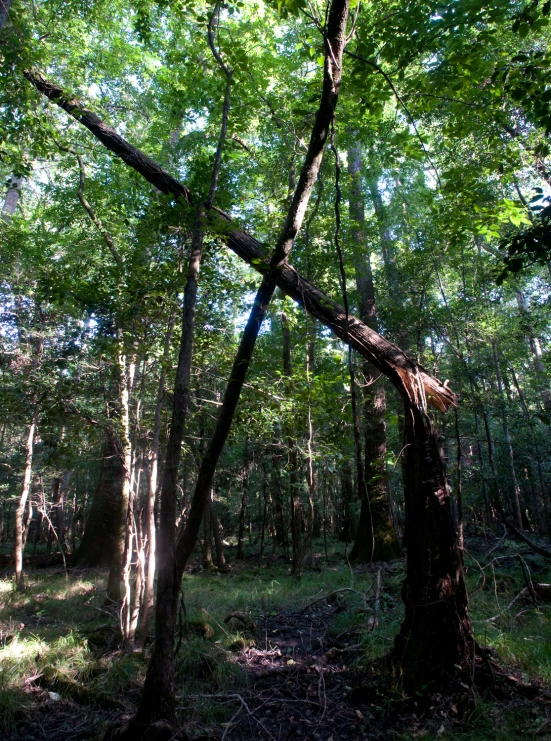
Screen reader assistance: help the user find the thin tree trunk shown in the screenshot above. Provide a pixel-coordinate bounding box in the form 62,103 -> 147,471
281,312 -> 305,575
105,347 -> 133,604
137,313 -> 175,647
202,501 -> 213,568
209,488 -> 227,569
2,173 -> 23,218
15,407 -> 38,591
492,343 -> 523,529
134,5 -> 351,731
133,10 -> 234,728
237,460 -> 249,560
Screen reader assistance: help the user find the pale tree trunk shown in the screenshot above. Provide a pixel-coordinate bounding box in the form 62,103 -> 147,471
237,457 -> 250,560
14,407 -> 38,591
137,313 -> 175,647
492,343 -> 523,529
133,4 -> 351,731
133,9 -> 234,729
14,327 -> 43,591
515,288 -> 551,415
105,347 -> 133,604
2,173 -> 23,217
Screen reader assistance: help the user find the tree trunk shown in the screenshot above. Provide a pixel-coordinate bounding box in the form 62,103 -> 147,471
281,312 -> 306,575
14,408 -> 38,590
137,313 -> 175,647
492,344 -> 523,529
237,461 -> 249,560
134,6 -> 351,731
515,289 -> 551,415
392,404 -> 473,690
202,502 -> 213,569
0,0 -> 13,32
340,461 -> 355,542
134,13 -> 233,726
348,141 -> 400,562
209,488 -> 227,569
2,173 -> 23,218
72,430 -> 127,569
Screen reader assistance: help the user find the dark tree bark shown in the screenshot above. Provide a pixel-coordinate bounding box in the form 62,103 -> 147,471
339,461 -> 355,542
392,404 -> 472,690
73,429 -> 127,571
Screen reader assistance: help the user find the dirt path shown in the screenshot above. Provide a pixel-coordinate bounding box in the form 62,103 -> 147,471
223,604 -> 387,740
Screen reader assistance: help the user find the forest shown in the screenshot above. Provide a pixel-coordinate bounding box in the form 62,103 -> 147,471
1,0 -> 551,738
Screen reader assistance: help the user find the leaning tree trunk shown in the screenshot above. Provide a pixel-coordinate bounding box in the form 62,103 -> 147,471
132,5 -> 352,734
392,403 -> 472,690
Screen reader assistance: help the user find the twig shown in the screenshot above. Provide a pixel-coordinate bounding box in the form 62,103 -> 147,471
344,47 -> 442,188
485,523 -> 508,558
300,586 -> 371,614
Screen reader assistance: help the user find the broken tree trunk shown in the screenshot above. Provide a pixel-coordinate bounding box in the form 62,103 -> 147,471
24,68 -> 456,415
392,404 -> 473,690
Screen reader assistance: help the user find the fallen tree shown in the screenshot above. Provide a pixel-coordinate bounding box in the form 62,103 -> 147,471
24,69 -> 456,414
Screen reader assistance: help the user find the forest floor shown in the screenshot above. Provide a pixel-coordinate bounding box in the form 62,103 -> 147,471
1,533 -> 551,740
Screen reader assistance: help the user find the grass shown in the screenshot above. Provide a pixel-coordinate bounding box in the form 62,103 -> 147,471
0,536 -> 549,739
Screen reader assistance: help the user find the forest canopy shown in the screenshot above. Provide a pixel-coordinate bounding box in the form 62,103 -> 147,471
1,0 -> 551,739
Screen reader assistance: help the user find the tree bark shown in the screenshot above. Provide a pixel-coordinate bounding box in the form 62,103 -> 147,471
134,9 -> 233,727
491,343 -> 523,529
137,313 -> 175,647
281,312 -> 305,575
2,173 -> 23,218
73,429 -> 127,570
392,404 -> 473,690
14,407 -> 38,591
132,4 -> 351,731
209,488 -> 227,569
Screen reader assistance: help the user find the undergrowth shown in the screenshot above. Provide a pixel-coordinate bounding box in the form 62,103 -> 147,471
0,535 -> 549,739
